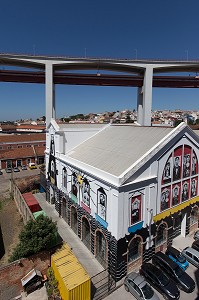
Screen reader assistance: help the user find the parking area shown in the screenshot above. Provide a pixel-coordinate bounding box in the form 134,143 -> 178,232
0,167 -> 40,180
105,234 -> 199,300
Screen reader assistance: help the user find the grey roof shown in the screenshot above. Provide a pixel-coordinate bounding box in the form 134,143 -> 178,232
58,123 -> 106,131
69,125 -> 174,177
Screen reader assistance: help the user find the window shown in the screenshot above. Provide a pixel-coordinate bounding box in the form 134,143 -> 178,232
7,146 -> 12,149
26,145 -> 31,147
190,206 -> 198,225
128,236 -> 142,262
0,146 -> 3,150
156,223 -> 167,246
17,145 -> 23,148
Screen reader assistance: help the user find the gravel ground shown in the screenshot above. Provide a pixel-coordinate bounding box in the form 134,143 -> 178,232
0,176 -> 24,266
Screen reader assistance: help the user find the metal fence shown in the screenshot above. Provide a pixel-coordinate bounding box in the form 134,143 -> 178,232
91,269 -> 116,300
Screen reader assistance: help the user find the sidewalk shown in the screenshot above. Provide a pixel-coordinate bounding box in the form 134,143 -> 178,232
172,232 -> 194,252
34,193 -> 104,278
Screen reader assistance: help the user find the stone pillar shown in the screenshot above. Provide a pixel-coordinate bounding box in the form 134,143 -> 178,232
45,63 -> 55,127
137,67 -> 153,126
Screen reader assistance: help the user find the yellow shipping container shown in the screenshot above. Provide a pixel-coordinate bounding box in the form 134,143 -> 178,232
51,243 -> 91,300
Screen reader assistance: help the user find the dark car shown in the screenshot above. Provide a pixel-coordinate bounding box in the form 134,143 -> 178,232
140,263 -> 180,300
192,240 -> 199,252
152,251 -> 195,293
193,230 -> 199,241
165,246 -> 189,270
124,271 -> 160,300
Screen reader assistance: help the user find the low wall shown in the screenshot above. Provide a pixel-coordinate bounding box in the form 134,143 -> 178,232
0,251 -> 50,300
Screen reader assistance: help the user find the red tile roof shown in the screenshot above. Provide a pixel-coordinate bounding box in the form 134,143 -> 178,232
0,133 -> 46,143
0,146 -> 45,159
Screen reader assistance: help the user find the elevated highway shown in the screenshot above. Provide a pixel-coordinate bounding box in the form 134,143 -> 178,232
1,53 -> 199,126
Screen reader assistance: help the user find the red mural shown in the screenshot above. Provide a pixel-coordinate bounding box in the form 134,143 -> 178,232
161,145 -> 198,211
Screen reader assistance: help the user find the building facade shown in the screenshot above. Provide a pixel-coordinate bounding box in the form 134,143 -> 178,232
45,120 -> 199,281
0,133 -> 45,169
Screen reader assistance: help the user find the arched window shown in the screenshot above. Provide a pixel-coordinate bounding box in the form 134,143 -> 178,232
96,230 -> 107,268
71,206 -> 78,234
61,197 -> 68,222
128,236 -> 142,263
82,217 -> 90,250
190,206 -> 199,226
156,223 -> 167,246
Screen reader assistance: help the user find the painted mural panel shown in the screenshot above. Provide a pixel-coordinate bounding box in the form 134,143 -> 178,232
183,145 -> 191,178
161,186 -> 171,211
97,188 -> 107,220
162,156 -> 172,184
161,145 -> 198,210
181,180 -> 190,202
192,150 -> 198,176
71,172 -> 78,197
173,146 -> 182,181
48,135 -> 57,186
131,195 -> 142,225
191,177 -> 198,198
82,178 -> 90,207
172,183 -> 181,206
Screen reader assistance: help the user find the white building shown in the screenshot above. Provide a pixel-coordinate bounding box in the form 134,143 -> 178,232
45,120 -> 199,280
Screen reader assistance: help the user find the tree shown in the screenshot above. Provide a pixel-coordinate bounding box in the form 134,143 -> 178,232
9,215 -> 57,262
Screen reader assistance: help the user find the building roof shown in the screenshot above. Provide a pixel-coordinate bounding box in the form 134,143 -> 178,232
0,133 -> 45,144
57,123 -> 106,131
0,146 -> 45,159
68,124 -> 178,177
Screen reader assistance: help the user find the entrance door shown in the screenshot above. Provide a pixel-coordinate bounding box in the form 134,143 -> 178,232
61,197 -> 68,222
82,217 -> 90,250
173,216 -> 182,238
96,231 -> 107,268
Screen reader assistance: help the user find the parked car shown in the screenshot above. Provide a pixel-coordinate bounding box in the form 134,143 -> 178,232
0,170 -> 3,175
140,263 -> 180,300
192,240 -> 199,252
29,163 -> 37,170
193,230 -> 199,241
21,165 -> 27,170
182,247 -> 199,268
13,167 -> 20,172
124,271 -> 160,300
152,251 -> 195,293
5,167 -> 12,173
165,246 -> 189,270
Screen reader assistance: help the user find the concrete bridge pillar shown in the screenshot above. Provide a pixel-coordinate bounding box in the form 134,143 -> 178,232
137,67 -> 153,126
45,62 -> 55,127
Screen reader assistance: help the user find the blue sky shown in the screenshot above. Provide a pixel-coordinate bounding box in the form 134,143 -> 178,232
1,0 -> 199,120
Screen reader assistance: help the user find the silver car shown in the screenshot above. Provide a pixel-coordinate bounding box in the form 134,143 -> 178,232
182,247 -> 199,268
124,272 -> 160,300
